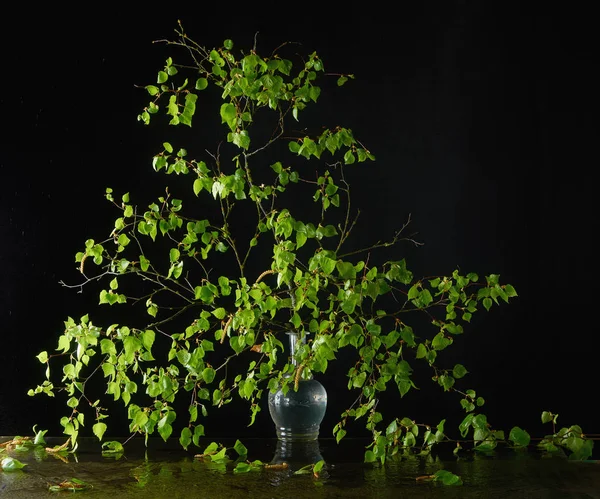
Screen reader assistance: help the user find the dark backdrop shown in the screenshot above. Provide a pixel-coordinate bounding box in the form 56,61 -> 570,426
1,4 -> 596,442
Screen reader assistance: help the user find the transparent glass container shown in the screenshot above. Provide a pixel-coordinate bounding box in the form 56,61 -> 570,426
268,331 -> 327,441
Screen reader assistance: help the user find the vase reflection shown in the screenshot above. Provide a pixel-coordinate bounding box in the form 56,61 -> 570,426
270,438 -> 325,472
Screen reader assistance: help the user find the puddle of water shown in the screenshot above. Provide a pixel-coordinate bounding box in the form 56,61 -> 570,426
2,437 -> 599,498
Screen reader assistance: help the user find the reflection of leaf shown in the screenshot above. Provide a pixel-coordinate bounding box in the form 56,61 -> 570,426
203,460 -> 228,474
102,441 -> 124,454
131,462 -> 154,488
101,440 -> 124,459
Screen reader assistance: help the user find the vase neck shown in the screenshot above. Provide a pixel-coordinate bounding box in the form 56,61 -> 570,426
287,331 -> 304,366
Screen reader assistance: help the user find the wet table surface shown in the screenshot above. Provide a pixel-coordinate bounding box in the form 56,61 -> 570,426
2,437 -> 600,498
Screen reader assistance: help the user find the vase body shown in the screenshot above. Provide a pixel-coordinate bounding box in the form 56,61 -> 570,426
268,332 -> 327,441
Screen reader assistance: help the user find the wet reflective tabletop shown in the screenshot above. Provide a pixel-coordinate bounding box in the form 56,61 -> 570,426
2,437 -> 599,498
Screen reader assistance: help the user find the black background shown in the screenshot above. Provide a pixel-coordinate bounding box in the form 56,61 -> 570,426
1,3 -> 596,443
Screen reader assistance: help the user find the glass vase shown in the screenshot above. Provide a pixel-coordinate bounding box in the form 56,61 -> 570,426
268,331 -> 327,441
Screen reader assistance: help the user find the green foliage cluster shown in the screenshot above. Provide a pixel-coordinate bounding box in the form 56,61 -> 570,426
363,410 -> 594,464
0,427 -> 65,474
28,22 -> 587,471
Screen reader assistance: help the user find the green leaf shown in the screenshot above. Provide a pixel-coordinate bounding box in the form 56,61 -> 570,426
57,335 -> 70,353
234,462 -> 257,474
508,426 -> 531,447
319,256 -> 336,275
210,447 -> 228,462
341,292 -> 361,315
139,255 -> 150,271
169,248 -> 180,262
336,261 -> 357,280
195,78 -> 208,90
343,150 -> 355,164
364,450 -> 376,463
439,375 -> 455,391
459,414 -> 474,438
1,457 -> 27,471
233,439 -> 248,456
141,330 -> 155,352
123,336 -> 141,364
179,427 -> 192,450
335,428 -> 347,444
231,130 -> 250,150
212,308 -> 227,320
541,411 -> 553,424
48,478 -> 92,492
296,232 -> 307,249
33,425 -> 48,445
452,364 -> 468,379
220,103 -> 237,129
36,351 -> 48,363
397,378 -> 412,397
313,459 -> 325,474
433,469 -> 463,486
202,367 -> 216,384
93,422 -> 107,441
158,422 -> 173,442
157,71 -> 168,84
432,332 -> 452,351
193,178 -> 203,196
132,410 -> 148,429
352,371 -> 367,388
177,349 -> 191,366
195,285 -> 215,303
291,312 -> 301,329
202,441 -> 219,456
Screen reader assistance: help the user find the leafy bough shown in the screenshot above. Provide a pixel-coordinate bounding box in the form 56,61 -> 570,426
29,23 -> 523,463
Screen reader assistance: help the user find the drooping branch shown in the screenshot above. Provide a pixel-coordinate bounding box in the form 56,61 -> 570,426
338,214 -> 423,259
